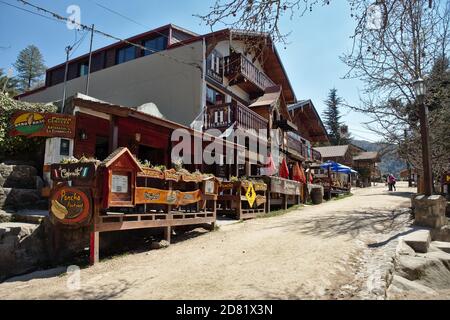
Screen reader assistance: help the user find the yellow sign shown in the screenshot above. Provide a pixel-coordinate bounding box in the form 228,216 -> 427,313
246,183 -> 256,208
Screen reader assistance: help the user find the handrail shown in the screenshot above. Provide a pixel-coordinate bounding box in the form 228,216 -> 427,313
204,102 -> 268,134
224,53 -> 275,91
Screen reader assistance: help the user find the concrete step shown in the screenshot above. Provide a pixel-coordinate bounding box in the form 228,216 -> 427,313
403,229 -> 431,253
431,241 -> 450,254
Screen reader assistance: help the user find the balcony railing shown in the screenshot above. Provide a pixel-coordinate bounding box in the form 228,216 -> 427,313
224,53 -> 275,92
287,132 -> 322,162
312,149 -> 322,162
204,101 -> 268,134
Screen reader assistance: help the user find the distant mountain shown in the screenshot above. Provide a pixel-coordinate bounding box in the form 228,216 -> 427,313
351,139 -> 406,176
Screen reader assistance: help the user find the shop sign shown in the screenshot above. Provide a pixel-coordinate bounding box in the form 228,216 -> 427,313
10,111 -> 76,138
50,187 -> 91,225
50,163 -> 96,182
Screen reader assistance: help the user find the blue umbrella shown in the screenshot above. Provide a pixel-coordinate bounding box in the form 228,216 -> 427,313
320,161 -> 354,174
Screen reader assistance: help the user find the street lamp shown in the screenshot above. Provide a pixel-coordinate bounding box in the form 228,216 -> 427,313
413,78 -> 427,97
413,77 -> 433,196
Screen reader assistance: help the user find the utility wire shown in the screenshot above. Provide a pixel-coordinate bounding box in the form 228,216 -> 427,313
0,0 -> 62,23
88,0 -> 198,52
15,0 -> 202,69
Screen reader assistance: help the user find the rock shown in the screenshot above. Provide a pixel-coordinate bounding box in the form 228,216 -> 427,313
0,210 -> 13,223
0,222 -> 48,281
0,164 -> 38,189
396,239 -> 416,256
403,229 -> 431,253
395,253 -> 450,290
431,241 -> 450,254
150,240 -> 170,250
388,275 -> 437,295
2,188 -> 42,210
431,225 -> 450,242
412,195 -> 447,229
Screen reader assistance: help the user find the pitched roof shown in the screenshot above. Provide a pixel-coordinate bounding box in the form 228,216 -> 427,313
353,151 -> 380,161
288,100 -> 329,143
101,147 -> 143,171
314,145 -> 350,158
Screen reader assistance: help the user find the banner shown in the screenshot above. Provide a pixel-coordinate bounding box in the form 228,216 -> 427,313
135,188 -> 202,206
10,111 -> 76,138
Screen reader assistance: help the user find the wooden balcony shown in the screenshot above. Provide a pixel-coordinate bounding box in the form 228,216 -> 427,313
287,132 -> 322,162
204,102 -> 268,136
224,53 -> 276,93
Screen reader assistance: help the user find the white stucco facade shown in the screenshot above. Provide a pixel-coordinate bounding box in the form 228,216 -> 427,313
21,42 -> 204,127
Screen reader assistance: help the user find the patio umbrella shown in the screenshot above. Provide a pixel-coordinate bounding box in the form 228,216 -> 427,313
321,161 -> 353,174
279,158 -> 290,179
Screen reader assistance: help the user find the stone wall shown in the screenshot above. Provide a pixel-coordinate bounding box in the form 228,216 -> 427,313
0,162 -> 47,210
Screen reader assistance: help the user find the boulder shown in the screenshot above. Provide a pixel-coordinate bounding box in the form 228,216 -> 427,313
2,188 -> 44,210
413,195 -> 447,229
403,229 -> 431,253
0,222 -> 48,281
388,275 -> 436,296
431,241 -> 450,254
0,164 -> 38,189
395,253 -> 450,290
431,225 -> 450,242
396,239 -> 416,256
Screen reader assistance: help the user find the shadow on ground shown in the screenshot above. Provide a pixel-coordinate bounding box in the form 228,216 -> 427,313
46,279 -> 135,300
260,206 -> 414,247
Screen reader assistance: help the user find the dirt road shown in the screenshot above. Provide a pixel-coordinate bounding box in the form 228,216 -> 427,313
0,182 -> 415,300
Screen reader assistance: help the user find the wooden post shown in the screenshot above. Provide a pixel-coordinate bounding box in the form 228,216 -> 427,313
284,194 -> 288,210
164,226 -> 171,243
89,231 -> 99,265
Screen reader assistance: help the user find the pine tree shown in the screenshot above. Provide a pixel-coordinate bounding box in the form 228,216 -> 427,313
323,88 -> 344,145
14,45 -> 46,92
0,69 -> 19,97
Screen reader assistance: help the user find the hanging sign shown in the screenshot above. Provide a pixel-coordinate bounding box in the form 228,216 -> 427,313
50,187 -> 91,225
10,111 -> 76,138
50,163 -> 96,182
245,182 -> 256,208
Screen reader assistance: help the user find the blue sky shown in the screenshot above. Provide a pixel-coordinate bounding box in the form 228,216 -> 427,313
0,0 -> 381,142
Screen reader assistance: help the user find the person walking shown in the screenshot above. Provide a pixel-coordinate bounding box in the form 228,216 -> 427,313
387,174 -> 396,192
391,174 -> 397,191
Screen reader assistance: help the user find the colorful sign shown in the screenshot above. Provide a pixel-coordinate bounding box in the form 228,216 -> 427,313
50,163 -> 96,182
10,111 -> 76,138
245,182 -> 256,208
50,187 -> 91,225
135,188 -> 202,206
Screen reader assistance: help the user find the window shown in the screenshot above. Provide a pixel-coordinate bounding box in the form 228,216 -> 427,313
60,139 -> 70,156
143,36 -> 167,56
207,50 -> 223,82
206,86 -> 225,106
214,110 -> 224,124
116,46 -> 136,64
79,62 -> 89,76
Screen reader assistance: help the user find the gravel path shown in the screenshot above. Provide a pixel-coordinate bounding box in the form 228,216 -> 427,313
0,182 -> 415,300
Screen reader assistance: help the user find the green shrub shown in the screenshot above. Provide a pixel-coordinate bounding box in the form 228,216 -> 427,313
0,93 -> 57,160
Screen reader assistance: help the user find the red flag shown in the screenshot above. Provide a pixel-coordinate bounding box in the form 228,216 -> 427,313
293,162 -> 306,183
261,153 -> 276,176
279,158 -> 289,179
